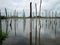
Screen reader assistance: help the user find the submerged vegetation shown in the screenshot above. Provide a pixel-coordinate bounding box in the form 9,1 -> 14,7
1,32 -> 8,40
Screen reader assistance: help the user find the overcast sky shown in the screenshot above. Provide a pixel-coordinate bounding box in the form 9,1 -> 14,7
0,0 -> 60,16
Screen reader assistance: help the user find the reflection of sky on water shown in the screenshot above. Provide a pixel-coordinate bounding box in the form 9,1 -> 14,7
2,19 -> 60,38
1,18 -> 60,45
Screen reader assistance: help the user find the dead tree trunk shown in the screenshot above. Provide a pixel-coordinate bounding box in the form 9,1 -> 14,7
35,3 -> 37,45
5,8 -> 8,34
39,0 -> 42,45
30,2 -> 32,45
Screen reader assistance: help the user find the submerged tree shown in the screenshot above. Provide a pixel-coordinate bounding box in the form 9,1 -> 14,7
5,8 -> 8,34
39,0 -> 42,45
14,10 -> 17,36
23,9 -> 26,32
30,2 -> 32,45
35,3 -> 37,45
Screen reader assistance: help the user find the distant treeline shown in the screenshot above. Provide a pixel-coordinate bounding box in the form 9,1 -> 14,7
0,15 -> 41,19
0,16 -> 6,19
1,15 -> 60,19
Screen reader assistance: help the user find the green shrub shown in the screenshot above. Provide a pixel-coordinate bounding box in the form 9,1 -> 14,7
0,32 -> 8,40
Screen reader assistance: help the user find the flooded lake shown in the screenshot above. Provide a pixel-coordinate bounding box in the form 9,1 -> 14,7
1,18 -> 60,45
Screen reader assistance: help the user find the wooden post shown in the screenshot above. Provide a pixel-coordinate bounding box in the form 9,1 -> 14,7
30,2 -> 32,45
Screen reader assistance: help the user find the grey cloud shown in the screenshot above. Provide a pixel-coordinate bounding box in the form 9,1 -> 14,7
42,0 -> 60,11
0,0 -> 60,11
